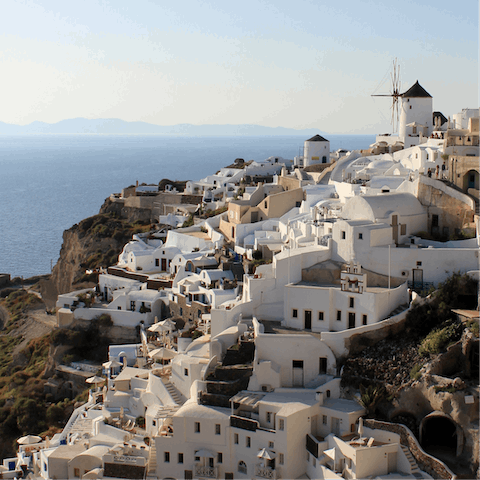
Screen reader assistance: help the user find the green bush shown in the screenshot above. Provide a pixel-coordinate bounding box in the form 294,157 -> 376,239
418,320 -> 460,357
410,364 -> 422,381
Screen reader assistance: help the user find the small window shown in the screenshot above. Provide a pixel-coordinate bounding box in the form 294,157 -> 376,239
341,231 -> 346,239
279,453 -> 284,465
264,201 -> 267,208
432,214 -> 439,227
234,433 -> 239,444
194,422 -> 200,433
323,415 -> 327,425
215,424 -> 221,435
164,451 -> 170,463
153,420 -> 156,426
295,201 -> 301,207
292,309 -> 298,318
74,468 -> 80,478
336,310 -> 342,321
349,297 -> 354,308
155,258 -> 159,267
318,311 -> 324,321
217,452 -> 223,464
279,419 -> 284,430
269,441 -> 274,449
358,233 -> 363,240
246,436 -> 251,448
362,314 -> 367,325
326,390 -> 331,398
266,412 -> 272,423
238,461 -> 247,474
178,453 -> 184,464
184,368 -> 189,376
416,261 -> 422,267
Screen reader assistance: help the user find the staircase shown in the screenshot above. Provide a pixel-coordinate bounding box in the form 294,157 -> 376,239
163,381 -> 185,405
146,440 -> 157,477
401,445 -> 422,478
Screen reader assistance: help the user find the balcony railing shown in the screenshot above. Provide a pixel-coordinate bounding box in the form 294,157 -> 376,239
255,464 -> 280,479
230,415 -> 258,431
194,465 -> 218,478
306,433 -> 319,458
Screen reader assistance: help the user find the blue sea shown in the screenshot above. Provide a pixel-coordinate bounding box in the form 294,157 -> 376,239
0,134 -> 374,278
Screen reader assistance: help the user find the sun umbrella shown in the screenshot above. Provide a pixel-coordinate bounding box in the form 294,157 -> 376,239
17,435 -> 42,445
257,448 -> 276,460
358,417 -> 364,438
148,323 -> 169,333
195,448 -> 215,458
159,319 -> 176,330
324,448 -> 336,461
148,347 -> 177,361
102,360 -> 122,369
86,376 -> 105,385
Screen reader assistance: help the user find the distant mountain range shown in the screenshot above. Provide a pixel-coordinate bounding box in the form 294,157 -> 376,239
0,118 -> 326,136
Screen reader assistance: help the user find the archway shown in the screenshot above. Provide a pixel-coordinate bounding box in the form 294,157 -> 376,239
463,169 -> 479,191
420,412 -> 463,457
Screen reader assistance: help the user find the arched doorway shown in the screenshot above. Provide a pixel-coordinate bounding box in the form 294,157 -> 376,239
463,169 -> 479,191
420,412 -> 463,457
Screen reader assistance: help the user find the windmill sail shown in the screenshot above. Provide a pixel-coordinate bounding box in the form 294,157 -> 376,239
371,59 -> 401,132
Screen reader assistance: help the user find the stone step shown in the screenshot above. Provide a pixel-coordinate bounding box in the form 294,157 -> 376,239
147,440 -> 157,476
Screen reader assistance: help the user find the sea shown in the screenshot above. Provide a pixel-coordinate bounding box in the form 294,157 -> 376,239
0,134 -> 375,279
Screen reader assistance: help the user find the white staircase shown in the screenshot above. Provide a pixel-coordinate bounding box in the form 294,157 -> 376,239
146,440 -> 157,478
401,445 -> 423,478
163,381 -> 185,405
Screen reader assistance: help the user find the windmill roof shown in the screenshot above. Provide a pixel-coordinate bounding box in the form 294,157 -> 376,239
306,134 -> 329,142
402,81 -> 432,98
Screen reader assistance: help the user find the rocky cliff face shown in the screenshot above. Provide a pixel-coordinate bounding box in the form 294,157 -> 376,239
40,198 -> 153,308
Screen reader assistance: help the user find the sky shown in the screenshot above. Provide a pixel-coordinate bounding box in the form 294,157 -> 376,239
1,0 -> 478,134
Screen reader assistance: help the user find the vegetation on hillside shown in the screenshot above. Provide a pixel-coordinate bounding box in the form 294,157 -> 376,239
0,291 -> 110,457
342,272 -> 478,416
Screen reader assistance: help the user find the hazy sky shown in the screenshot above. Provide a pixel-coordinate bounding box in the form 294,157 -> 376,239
1,0 -> 478,133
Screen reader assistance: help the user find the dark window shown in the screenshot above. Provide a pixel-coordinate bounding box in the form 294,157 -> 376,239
326,390 -> 331,397
341,231 -> 346,239
217,452 -> 223,464
318,311 -> 324,321
296,201 -> 301,207
164,452 -> 170,463
292,309 -> 298,318
178,453 -> 184,464
363,314 -> 367,325
358,233 -> 363,240
194,422 -> 200,433
336,310 -> 342,321
215,424 -> 221,435
319,357 -> 327,374
349,297 -> 354,308
155,258 -> 159,267
292,360 -> 304,368
246,436 -> 251,448
432,215 -> 439,227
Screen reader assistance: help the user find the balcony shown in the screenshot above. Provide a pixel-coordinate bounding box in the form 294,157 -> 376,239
255,464 -> 280,479
306,433 -> 325,459
194,465 -> 218,478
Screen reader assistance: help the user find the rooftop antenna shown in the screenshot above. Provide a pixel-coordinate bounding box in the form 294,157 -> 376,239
371,58 -> 402,132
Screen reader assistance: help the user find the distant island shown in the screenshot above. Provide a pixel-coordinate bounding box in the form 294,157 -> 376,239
0,118 -> 327,136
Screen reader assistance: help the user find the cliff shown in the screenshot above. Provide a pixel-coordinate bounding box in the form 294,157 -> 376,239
39,198 -> 153,308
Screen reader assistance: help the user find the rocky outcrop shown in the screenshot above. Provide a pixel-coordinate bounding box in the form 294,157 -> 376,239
39,202 -> 153,308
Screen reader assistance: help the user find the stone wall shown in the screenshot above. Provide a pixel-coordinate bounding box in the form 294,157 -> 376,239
364,419 -> 456,479
417,176 -> 476,235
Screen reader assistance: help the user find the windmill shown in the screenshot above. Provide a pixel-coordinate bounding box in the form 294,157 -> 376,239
371,59 -> 402,132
